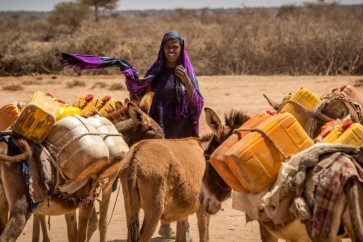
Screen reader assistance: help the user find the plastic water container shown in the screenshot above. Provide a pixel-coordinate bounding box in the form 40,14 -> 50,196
224,112 -> 313,193
0,103 -> 21,131
87,116 -> 129,163
210,112 -> 273,193
57,106 -> 82,120
74,94 -> 98,116
14,91 -> 60,144
98,96 -> 118,116
323,120 -> 363,146
44,115 -> 109,181
281,87 -> 321,127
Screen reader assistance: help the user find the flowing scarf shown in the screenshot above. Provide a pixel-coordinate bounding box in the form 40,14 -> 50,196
56,32 -> 202,109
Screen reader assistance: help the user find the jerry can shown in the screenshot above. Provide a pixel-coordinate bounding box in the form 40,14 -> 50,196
14,91 -> 60,144
57,106 -> 82,120
281,87 -> 321,128
224,112 -> 313,193
98,96 -> 118,116
210,112 -> 273,193
74,94 -> 97,116
0,103 -> 21,131
323,120 -> 363,146
44,115 -> 109,181
80,95 -> 99,116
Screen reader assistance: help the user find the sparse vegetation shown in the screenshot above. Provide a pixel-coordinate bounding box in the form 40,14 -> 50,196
2,84 -> 24,91
108,83 -> 125,90
22,79 -> 42,85
66,79 -> 86,88
0,3 -> 362,76
91,81 -> 107,89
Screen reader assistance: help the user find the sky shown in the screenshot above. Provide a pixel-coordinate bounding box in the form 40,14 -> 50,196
0,0 -> 362,11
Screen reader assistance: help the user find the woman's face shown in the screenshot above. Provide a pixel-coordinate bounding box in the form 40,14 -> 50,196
163,39 -> 181,67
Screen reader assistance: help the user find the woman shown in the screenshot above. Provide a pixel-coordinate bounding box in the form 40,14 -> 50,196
57,31 -> 203,139
57,31 -> 203,240
127,31 -> 204,139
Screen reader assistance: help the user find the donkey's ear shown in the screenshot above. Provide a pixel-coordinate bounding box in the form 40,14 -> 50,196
139,92 -> 154,114
127,102 -> 149,125
205,107 -> 223,136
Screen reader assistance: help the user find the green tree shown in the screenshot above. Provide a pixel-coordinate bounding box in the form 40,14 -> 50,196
78,0 -> 118,22
48,2 -> 90,32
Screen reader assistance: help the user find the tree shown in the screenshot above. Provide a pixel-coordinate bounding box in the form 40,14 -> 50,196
78,0 -> 118,22
48,2 -> 90,31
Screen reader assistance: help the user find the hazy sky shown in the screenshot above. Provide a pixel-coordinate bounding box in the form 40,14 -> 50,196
0,0 -> 362,11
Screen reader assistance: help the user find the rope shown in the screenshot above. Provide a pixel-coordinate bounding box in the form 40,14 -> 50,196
278,100 -> 332,123
108,178 -> 121,226
234,128 -> 288,159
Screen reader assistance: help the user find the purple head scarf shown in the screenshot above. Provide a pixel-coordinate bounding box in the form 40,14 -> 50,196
56,31 -> 202,100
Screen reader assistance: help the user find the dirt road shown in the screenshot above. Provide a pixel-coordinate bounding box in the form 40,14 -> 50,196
1,74 -> 361,241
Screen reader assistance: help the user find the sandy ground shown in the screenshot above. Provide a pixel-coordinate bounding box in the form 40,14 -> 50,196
1,74 -> 362,241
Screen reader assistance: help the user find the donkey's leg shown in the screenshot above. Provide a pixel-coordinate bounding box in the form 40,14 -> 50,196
39,215 -> 50,242
119,172 -> 140,242
175,219 -> 188,242
0,163 -> 32,242
65,211 -> 77,242
77,203 -> 94,242
0,178 -> 8,234
97,174 -> 118,242
86,206 -> 97,242
32,215 -> 50,242
196,206 -> 210,242
138,177 -> 163,242
32,215 -> 40,242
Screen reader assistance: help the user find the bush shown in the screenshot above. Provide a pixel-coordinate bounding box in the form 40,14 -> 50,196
1,3 -> 363,76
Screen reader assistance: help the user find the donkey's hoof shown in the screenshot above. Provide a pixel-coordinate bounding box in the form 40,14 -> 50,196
158,223 -> 176,239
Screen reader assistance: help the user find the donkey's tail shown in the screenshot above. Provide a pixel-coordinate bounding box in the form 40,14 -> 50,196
122,151 -> 141,242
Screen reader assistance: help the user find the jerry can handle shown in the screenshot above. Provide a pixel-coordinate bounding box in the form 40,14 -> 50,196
235,128 -> 288,160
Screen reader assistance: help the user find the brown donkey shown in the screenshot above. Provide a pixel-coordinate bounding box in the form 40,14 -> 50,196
119,107 -> 250,242
0,93 -> 163,242
200,121 -> 363,242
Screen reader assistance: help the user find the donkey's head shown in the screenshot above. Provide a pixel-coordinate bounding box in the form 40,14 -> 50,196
105,92 -> 164,146
200,107 -> 250,214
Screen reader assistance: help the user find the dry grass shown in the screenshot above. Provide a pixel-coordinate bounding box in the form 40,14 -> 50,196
108,83 -> 125,90
66,79 -> 86,88
2,84 -> 24,91
91,81 -> 107,89
0,3 -> 362,76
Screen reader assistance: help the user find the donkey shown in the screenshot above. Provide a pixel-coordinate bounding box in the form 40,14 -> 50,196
119,107 -> 250,242
200,121 -> 363,242
0,93 -> 163,242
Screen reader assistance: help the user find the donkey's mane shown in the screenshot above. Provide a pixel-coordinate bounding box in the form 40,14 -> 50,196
200,133 -> 213,142
224,110 -> 250,130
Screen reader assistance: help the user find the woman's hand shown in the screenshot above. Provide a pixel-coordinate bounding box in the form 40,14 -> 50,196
175,65 -> 194,102
175,65 -> 192,87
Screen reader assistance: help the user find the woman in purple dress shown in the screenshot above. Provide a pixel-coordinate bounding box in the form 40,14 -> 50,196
57,31 -> 203,241
57,31 -> 203,140
126,31 -> 204,139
